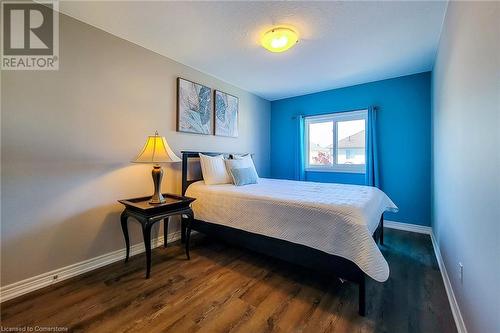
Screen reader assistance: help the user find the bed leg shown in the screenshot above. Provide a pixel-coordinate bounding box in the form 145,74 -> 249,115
380,217 -> 384,245
358,276 -> 366,316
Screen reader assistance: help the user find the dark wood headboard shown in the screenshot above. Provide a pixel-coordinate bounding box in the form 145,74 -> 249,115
181,151 -> 253,195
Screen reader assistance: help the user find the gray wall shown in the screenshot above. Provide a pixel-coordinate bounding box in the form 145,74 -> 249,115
1,14 -> 271,286
432,2 -> 499,333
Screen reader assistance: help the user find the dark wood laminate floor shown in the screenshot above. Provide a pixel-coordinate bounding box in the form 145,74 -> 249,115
0,229 -> 456,333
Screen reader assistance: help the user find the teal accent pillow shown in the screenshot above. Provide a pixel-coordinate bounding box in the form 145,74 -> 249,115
230,167 -> 258,186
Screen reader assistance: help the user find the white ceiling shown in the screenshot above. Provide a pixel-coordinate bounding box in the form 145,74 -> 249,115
59,1 -> 448,101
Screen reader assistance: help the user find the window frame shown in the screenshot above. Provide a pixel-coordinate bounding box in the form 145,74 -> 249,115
304,109 -> 368,174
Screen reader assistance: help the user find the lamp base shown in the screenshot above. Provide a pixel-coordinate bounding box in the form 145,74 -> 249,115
150,165 -> 166,205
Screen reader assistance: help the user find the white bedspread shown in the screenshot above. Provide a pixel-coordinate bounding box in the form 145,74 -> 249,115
186,178 -> 398,282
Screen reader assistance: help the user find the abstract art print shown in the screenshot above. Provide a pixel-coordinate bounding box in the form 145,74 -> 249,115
214,90 -> 239,137
177,78 -> 212,134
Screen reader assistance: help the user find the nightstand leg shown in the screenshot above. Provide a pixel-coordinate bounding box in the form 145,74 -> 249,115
142,223 -> 152,278
163,217 -> 169,248
181,218 -> 186,244
120,211 -> 130,263
185,226 -> 191,260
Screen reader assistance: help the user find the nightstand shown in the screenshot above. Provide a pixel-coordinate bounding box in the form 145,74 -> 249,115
118,193 -> 195,278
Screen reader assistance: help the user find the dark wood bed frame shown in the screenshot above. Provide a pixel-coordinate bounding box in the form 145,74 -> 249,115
180,151 -> 384,316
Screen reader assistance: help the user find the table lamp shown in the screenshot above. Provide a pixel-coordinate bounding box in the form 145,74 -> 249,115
132,131 -> 181,204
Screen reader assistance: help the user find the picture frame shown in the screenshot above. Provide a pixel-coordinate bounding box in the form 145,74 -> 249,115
214,90 -> 239,137
177,77 -> 212,135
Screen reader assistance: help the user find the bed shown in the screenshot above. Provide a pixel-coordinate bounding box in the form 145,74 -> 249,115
180,151 -> 398,316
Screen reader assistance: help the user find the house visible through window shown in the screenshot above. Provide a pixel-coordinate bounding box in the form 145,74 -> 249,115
304,109 -> 367,173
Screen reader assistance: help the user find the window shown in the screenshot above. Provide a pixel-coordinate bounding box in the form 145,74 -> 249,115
304,109 -> 367,173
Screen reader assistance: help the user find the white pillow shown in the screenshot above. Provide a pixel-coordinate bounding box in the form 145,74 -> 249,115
231,154 -> 259,178
199,153 -> 232,185
224,159 -> 258,182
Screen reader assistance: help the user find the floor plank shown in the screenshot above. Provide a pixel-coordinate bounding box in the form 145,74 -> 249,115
0,229 -> 457,333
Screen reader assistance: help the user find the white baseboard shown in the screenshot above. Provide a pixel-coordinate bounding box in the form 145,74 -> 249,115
384,220 -> 466,333
430,232 -> 468,333
384,219 -> 432,234
0,231 -> 181,303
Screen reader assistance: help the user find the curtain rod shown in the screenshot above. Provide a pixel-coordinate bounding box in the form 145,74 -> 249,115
291,106 -> 378,119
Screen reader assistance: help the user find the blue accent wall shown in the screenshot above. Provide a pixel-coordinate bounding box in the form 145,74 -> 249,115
271,72 -> 431,225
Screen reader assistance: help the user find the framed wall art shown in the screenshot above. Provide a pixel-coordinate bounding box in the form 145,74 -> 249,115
214,90 -> 238,137
177,77 -> 212,135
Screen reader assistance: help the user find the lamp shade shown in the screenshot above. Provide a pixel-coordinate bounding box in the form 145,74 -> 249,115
132,131 -> 181,164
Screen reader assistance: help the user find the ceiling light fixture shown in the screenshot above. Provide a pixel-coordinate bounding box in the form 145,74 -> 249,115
261,27 -> 299,53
